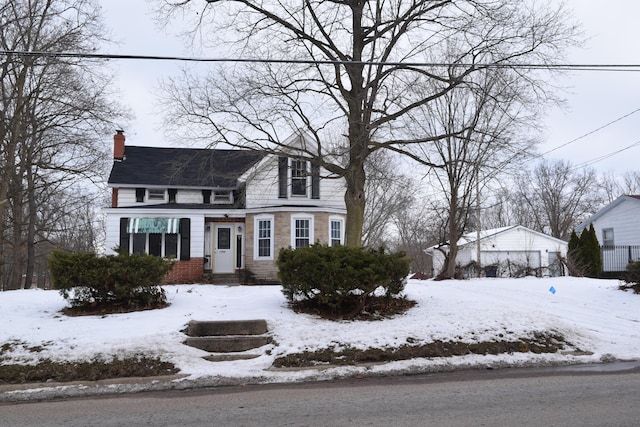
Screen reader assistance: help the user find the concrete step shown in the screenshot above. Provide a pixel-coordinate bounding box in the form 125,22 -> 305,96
184,335 -> 272,353
208,273 -> 244,285
186,320 -> 268,337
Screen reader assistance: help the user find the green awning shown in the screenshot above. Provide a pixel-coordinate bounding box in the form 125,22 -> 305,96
127,218 -> 180,234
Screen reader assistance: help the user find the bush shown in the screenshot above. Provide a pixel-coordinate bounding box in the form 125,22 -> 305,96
49,250 -> 173,310
277,244 -> 411,318
623,261 -> 640,286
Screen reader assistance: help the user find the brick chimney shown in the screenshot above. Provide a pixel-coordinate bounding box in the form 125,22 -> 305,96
114,130 -> 125,160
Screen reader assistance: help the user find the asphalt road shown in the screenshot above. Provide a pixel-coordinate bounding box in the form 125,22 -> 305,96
2,366 -> 640,426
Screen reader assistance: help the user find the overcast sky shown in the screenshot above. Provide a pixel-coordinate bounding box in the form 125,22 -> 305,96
101,1 -> 640,174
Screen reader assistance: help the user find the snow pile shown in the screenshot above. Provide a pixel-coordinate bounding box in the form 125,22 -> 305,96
1,277 -> 639,386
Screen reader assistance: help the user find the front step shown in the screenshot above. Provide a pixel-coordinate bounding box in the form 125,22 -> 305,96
183,319 -> 272,356
186,320 -> 268,337
184,335 -> 272,353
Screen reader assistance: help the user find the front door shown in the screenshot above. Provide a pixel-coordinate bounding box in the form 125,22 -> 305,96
214,225 -> 234,273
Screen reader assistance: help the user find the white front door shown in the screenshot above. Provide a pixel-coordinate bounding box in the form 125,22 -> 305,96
214,225 -> 234,273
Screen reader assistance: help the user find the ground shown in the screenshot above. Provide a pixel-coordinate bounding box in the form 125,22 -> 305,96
0,277 -> 639,392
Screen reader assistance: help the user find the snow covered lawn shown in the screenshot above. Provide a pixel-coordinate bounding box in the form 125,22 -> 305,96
1,277 -> 639,385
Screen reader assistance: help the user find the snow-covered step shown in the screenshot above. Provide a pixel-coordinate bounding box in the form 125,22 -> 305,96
186,319 -> 268,337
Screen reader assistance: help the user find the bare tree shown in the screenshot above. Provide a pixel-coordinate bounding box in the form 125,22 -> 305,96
600,170 -> 640,203
407,64 -> 541,278
509,160 -> 602,240
0,0 -> 126,290
362,151 -> 413,247
158,0 -> 578,246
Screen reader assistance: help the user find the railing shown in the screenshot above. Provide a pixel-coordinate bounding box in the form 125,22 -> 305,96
601,245 -> 640,272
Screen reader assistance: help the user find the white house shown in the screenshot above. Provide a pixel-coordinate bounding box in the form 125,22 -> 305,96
425,225 -> 568,278
104,131 -> 346,284
575,195 -> 640,272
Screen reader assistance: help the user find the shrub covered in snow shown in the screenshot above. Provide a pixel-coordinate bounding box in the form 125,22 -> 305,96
48,251 -> 172,311
277,244 -> 410,318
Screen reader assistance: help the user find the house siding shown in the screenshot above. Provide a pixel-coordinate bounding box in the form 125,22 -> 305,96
244,157 -> 344,209
176,189 -> 203,204
588,198 -> 640,246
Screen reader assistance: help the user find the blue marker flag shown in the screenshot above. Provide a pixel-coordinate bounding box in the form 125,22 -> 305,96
549,286 -> 556,294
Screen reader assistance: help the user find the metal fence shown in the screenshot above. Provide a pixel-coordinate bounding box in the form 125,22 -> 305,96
601,245 -> 640,272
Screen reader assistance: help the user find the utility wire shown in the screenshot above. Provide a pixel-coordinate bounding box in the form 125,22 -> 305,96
4,49 -> 640,70
572,139 -> 640,169
540,107 -> 640,156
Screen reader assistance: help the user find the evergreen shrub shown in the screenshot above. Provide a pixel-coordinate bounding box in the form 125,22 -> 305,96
49,250 -> 172,310
277,244 -> 411,317
567,225 -> 601,278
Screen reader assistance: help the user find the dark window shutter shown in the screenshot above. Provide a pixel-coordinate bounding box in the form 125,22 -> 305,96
168,188 -> 177,203
135,188 -> 145,202
311,163 -> 320,199
179,218 -> 191,260
119,217 -> 130,253
278,156 -> 288,199
202,189 -> 211,204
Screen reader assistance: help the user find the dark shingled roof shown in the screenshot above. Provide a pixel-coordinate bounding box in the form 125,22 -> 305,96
108,146 -> 265,188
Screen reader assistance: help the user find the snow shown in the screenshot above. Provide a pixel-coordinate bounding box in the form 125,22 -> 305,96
1,277 -> 639,397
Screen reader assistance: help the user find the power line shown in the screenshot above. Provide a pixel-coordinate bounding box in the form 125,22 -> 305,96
572,139 -> 640,169
4,49 -> 640,70
540,107 -> 640,156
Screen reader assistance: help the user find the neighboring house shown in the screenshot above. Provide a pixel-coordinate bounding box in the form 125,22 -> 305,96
425,225 -> 568,278
104,131 -> 346,284
575,195 -> 640,273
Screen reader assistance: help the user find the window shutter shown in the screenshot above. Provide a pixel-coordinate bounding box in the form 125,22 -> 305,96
278,156 -> 288,198
179,218 -> 191,260
119,217 -> 130,253
202,189 -> 211,204
311,163 -> 320,199
135,188 -> 145,202
168,188 -> 177,203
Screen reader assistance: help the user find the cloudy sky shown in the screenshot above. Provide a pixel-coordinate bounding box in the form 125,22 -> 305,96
101,1 -> 640,174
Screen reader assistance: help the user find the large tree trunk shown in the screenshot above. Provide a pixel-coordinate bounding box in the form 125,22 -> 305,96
344,162 -> 366,247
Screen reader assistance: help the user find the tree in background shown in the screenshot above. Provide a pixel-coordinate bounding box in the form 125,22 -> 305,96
600,171 -> 640,204
407,63 -> 542,278
362,151 -> 413,248
0,0 -> 126,290
502,160 -> 602,240
159,0 -> 578,246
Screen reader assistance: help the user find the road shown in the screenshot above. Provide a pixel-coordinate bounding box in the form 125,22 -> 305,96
2,366 -> 640,426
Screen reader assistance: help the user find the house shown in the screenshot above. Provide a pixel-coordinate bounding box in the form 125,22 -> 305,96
104,131 -> 346,284
425,225 -> 568,278
575,195 -> 640,273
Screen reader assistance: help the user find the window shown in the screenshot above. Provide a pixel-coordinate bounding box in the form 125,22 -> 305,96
291,214 -> 314,249
148,189 -> 165,201
120,217 -> 187,260
130,233 -> 180,258
213,191 -> 233,204
329,218 -> 344,246
603,228 -> 614,247
291,159 -> 307,196
254,216 -> 274,259
278,156 -> 320,199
